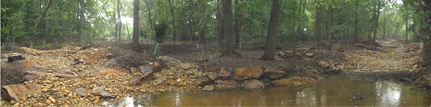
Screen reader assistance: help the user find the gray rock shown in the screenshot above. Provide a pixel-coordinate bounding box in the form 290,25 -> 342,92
108,58 -> 118,66
74,88 -> 89,97
100,90 -> 115,98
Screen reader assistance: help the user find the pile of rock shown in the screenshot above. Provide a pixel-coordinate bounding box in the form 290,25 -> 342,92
198,66 -> 325,91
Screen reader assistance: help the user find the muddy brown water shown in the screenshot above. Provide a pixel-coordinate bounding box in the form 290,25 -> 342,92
104,76 -> 431,106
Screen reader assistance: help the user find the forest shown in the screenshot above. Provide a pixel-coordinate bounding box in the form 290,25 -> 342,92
1,0 -> 431,106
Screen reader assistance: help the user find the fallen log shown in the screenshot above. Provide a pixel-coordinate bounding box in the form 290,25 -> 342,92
355,43 -> 388,53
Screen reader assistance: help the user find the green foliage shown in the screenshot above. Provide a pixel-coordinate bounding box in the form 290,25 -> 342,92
155,22 -> 168,43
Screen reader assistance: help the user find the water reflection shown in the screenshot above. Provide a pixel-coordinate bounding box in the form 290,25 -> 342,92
109,77 -> 431,106
376,81 -> 401,107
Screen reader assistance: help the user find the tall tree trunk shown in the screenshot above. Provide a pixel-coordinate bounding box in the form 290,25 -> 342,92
197,0 -> 207,44
353,0 -> 359,43
144,0 -> 154,31
292,0 -> 297,59
234,0 -> 243,49
168,0 -> 177,44
405,8 -> 409,41
132,0 -> 140,46
261,0 -> 281,60
372,0 -> 381,42
221,0 -> 238,57
79,0 -> 85,46
383,13 -> 386,40
217,0 -> 224,51
314,0 -> 322,43
421,0 -> 431,66
117,0 -> 122,42
327,1 -> 332,51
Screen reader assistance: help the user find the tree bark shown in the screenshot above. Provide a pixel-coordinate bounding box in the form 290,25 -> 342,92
353,0 -> 359,43
217,0 -> 224,51
405,9 -> 409,42
197,0 -> 207,44
327,1 -> 332,51
79,0 -> 85,46
132,0 -> 140,46
372,0 -> 381,42
168,0 -> 177,44
221,0 -> 238,57
144,0 -> 154,31
261,0 -> 281,60
234,0 -> 243,49
421,0 -> 431,66
314,0 -> 322,43
117,0 -> 122,42
383,13 -> 386,40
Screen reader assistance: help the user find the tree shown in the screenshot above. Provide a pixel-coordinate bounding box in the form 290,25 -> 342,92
352,0 -> 359,43
132,0 -> 139,46
327,0 -> 332,51
79,0 -> 85,46
314,0 -> 322,43
168,0 -> 177,44
117,0 -> 122,41
372,0 -> 382,42
261,0 -> 281,60
420,0 -> 431,66
235,0 -> 243,49
220,0 -> 239,57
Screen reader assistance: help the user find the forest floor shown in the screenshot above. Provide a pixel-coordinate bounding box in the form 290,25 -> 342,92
0,39 -> 427,106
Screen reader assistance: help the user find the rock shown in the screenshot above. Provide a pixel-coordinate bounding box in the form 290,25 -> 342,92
19,60 -> 51,73
74,88 -> 89,97
139,65 -> 162,76
233,67 -> 264,80
214,80 -> 238,86
100,90 -> 115,98
271,76 -> 317,86
57,68 -> 73,74
53,73 -> 77,78
264,69 -> 286,79
108,58 -> 118,66
417,74 -> 431,86
23,71 -> 51,80
242,79 -> 265,90
206,72 -> 218,80
318,61 -> 330,69
196,76 -> 211,86
1,84 -> 40,102
48,97 -> 56,103
218,67 -> 232,79
305,53 -> 314,57
84,56 -> 99,64
93,69 -> 121,76
203,85 -> 215,92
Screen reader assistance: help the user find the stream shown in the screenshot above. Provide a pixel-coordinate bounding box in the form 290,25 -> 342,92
104,76 -> 431,106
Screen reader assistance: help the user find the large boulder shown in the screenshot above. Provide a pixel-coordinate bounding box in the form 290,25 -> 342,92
318,61 -> 330,69
203,85 -> 215,92
1,84 -> 40,102
196,76 -> 211,86
233,67 -> 264,80
241,79 -> 265,90
264,69 -> 286,79
271,76 -> 317,86
206,72 -> 218,80
218,67 -> 232,79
